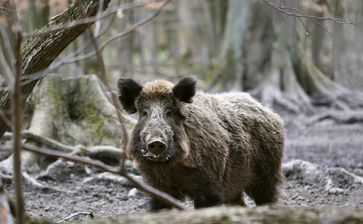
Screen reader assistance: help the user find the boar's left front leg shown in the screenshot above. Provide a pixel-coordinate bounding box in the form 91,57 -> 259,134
193,187 -> 223,208
149,198 -> 172,211
149,192 -> 183,211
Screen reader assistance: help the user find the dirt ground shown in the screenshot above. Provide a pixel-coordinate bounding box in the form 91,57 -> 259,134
2,110 -> 363,222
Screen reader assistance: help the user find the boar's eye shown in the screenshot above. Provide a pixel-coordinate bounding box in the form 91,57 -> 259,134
141,110 -> 148,117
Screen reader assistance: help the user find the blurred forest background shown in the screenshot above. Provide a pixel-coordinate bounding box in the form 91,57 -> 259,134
2,0 -> 363,114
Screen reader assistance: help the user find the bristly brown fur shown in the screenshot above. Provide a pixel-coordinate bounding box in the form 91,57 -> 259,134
118,77 -> 285,210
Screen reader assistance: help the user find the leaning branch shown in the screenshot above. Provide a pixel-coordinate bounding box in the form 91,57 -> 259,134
20,0 -> 173,86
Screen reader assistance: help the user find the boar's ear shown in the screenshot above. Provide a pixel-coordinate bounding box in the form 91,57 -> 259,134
117,78 -> 143,114
172,76 -> 196,103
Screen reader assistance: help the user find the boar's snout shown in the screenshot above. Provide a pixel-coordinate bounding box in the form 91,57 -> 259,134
147,137 -> 167,155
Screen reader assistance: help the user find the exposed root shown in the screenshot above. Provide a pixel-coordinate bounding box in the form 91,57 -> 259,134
291,45 -> 363,110
252,84 -> 313,114
307,110 -> 363,124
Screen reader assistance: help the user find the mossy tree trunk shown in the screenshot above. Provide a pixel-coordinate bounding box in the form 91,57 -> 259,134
1,75 -> 123,173
0,0 -> 112,137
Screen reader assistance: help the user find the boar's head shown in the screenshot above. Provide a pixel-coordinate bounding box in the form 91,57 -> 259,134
117,77 -> 196,163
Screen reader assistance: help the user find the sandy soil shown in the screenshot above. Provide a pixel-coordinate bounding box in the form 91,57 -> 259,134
2,111 -> 363,222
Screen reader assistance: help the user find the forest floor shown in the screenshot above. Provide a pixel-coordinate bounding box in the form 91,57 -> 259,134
3,109 -> 363,222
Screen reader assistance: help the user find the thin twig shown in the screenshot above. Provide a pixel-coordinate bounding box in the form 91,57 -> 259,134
263,0 -> 359,25
56,212 -> 94,223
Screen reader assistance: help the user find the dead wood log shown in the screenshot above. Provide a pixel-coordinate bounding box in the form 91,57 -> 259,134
68,206 -> 363,224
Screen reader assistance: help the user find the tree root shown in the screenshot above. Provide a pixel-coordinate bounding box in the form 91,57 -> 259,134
306,110 -> 363,124
1,132 -> 123,173
291,45 -> 363,110
252,84 -> 313,114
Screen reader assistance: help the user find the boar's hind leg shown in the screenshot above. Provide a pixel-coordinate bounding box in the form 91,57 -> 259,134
226,192 -> 246,206
245,174 -> 281,205
194,190 -> 223,208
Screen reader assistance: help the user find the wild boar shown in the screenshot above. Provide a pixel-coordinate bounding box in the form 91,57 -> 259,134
117,77 -> 285,210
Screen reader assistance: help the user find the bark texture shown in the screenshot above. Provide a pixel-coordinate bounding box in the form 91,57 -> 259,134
0,0 -> 112,137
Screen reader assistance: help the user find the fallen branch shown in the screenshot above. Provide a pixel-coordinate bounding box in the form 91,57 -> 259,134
56,212 -> 94,223
0,144 -> 187,210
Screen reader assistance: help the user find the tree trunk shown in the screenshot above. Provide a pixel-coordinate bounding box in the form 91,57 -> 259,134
27,0 -> 50,31
0,0 -> 112,137
238,0 -> 312,112
210,0 -> 247,91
